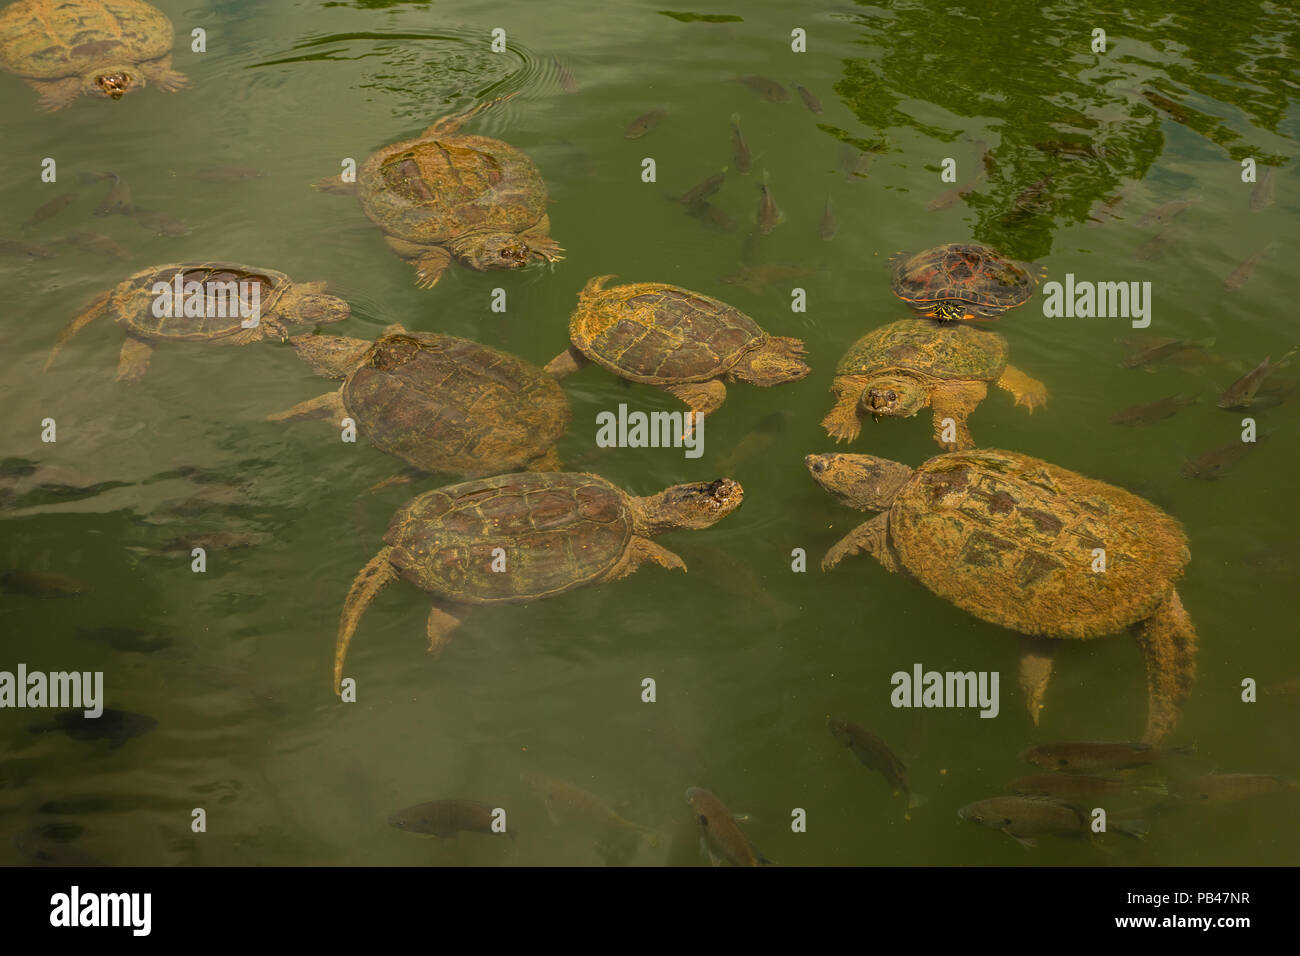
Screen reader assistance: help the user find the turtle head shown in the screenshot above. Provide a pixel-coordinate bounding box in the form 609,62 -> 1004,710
453,233 -> 542,271
280,282 -> 350,328
806,453 -> 912,511
634,478 -> 744,534
860,375 -> 927,419
930,300 -> 970,322
89,68 -> 138,100
730,336 -> 811,386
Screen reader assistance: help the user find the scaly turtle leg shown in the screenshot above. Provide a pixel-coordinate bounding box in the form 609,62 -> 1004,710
821,376 -> 870,443
28,78 -> 81,111
335,546 -> 399,694
115,337 -> 155,382
663,379 -> 726,437
823,512 -> 899,572
1018,635 -> 1056,726
426,601 -> 463,658
384,236 -> 453,288
544,345 -> 588,378
995,364 -> 1048,413
141,55 -> 188,92
606,537 -> 686,581
526,446 -> 563,471
929,380 -> 986,450
45,290 -> 111,371
365,469 -> 422,495
266,390 -> 346,422
1135,589 -> 1198,745
522,217 -> 564,263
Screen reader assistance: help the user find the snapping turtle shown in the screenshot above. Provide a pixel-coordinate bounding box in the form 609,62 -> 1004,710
268,326 -> 570,477
0,0 -> 186,110
807,450 -> 1196,744
544,275 -> 810,422
891,243 -> 1038,321
321,94 -> 562,288
44,263 -> 349,381
821,320 -> 1047,449
333,472 -> 743,693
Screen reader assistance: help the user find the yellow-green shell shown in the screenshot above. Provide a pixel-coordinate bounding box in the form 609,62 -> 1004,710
0,0 -> 173,79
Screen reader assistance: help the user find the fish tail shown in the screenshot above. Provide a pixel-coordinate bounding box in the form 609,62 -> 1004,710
1111,818 -> 1150,840
334,547 -> 398,695
730,112 -> 741,126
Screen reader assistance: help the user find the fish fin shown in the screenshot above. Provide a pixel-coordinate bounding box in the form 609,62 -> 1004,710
1007,830 -> 1036,850
1111,818 -> 1149,840
907,792 -> 928,810
700,837 -> 722,867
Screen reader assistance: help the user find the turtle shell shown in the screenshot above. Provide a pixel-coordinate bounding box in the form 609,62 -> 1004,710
890,449 -> 1188,638
0,0 -> 173,79
385,472 -> 633,604
113,263 -> 290,341
891,243 -> 1036,318
358,132 -> 548,244
837,320 -> 1007,382
342,332 -> 570,476
571,280 -> 765,384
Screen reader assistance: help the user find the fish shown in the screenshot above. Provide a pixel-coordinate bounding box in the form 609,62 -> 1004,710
23,191 -> 77,229
1136,228 -> 1179,261
388,799 -> 510,839
31,709 -> 158,748
162,531 -> 267,552
1182,439 -> 1257,480
0,238 -> 55,258
1118,335 -> 1215,369
926,173 -> 984,211
719,410 -> 793,472
1109,393 -> 1199,426
685,201 -> 737,232
551,57 -> 578,94
1007,774 -> 1168,802
676,171 -> 726,206
1021,741 -> 1194,772
686,787 -> 770,866
624,109 -> 666,139
793,82 -> 822,113
1086,190 -> 1129,226
521,772 -> 657,842
1005,175 -> 1054,221
839,144 -> 876,180
1138,198 -> 1194,227
1033,140 -> 1106,162
56,231 -> 130,259
720,263 -> 812,294
828,719 -> 921,808
1217,348 -> 1296,408
755,169 -> 783,234
189,166 -> 265,183
820,195 -> 837,240
1265,677 -> 1300,700
77,625 -> 176,653
1169,773 -> 1299,805
1223,243 -> 1276,290
729,113 -> 752,173
93,173 -> 132,217
1250,166 -> 1275,211
131,207 -> 191,236
957,795 -> 1146,848
739,75 -> 789,102
1142,90 -> 1191,124
0,570 -> 89,597
13,827 -> 106,867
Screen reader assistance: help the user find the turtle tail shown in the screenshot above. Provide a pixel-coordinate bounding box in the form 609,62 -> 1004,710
44,289 -> 111,372
335,547 -> 398,695
1135,589 -> 1198,745
422,92 -> 519,137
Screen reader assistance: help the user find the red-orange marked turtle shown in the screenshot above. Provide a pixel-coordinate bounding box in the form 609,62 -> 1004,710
891,243 -> 1039,321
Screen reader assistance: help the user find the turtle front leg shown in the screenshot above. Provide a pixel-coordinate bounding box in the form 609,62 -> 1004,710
821,377 -> 868,443
663,379 -> 726,437
929,380 -> 986,450
141,55 -> 188,92
383,237 -> 453,288
607,536 -> 687,581
266,389 -> 346,422
523,217 -> 564,263
995,364 -> 1048,413
544,345 -> 588,379
45,289 -> 112,371
525,446 -> 563,472
28,78 -> 81,112
115,337 -> 155,382
426,601 -> 464,658
1017,635 -> 1056,726
823,513 -> 899,572
1135,589 -> 1198,746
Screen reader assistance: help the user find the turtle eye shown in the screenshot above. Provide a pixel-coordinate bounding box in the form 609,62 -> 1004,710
810,460 -> 824,474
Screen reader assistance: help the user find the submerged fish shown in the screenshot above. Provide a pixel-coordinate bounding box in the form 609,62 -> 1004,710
93,173 -> 132,217
1224,243 -> 1276,290
1034,140 -> 1106,162
1004,175 -> 1054,221
685,201 -> 737,232
677,171 -> 726,206
131,207 -> 191,236
0,238 -> 55,258
190,166 -> 265,183
927,176 -> 982,211
959,795 -> 1125,848
13,827 -> 106,867
1138,198 -> 1193,227
1086,190 -> 1130,226
720,263 -> 811,294
686,787 -> 770,866
1109,393 -> 1199,425
1119,336 -> 1215,369
1249,166 -> 1275,211
755,169 -> 783,234
23,191 -> 77,229
624,109 -> 666,139
729,113 -> 751,173
162,531 -> 266,552
739,75 -> 789,102
1169,773 -> 1299,805
32,709 -> 158,748
1021,741 -> 1193,772
820,195 -> 836,240
1142,89 -> 1192,123
719,410 -> 793,473
1006,774 -> 1168,803
57,231 -> 130,259
840,145 -> 874,180
793,82 -> 822,113
77,625 -> 176,653
1182,439 -> 1256,480
828,719 -> 920,808
1136,227 -> 1179,261
1217,349 -> 1295,408
1,570 -> 89,597
522,772 -> 656,841
388,799 -> 508,839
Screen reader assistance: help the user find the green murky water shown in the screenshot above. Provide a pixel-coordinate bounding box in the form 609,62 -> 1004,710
1,0 -> 1297,866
